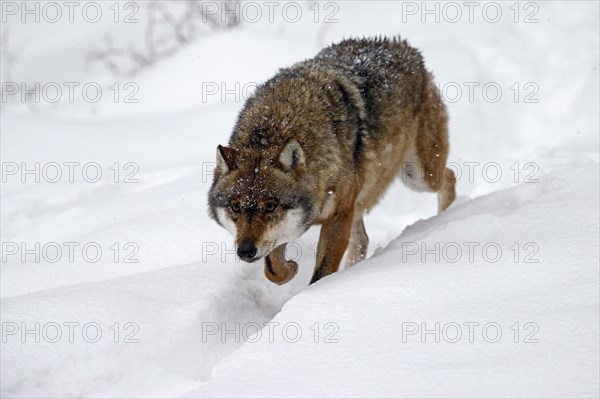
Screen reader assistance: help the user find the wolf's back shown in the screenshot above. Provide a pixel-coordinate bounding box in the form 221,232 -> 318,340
310,37 -> 430,127
314,36 -> 426,76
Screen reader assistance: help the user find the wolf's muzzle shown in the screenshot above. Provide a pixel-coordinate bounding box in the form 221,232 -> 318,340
237,241 -> 258,262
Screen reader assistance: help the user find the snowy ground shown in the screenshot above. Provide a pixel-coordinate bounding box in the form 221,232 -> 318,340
1,1 -> 599,398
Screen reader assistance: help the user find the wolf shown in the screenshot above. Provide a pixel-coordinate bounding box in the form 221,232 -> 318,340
208,37 -> 455,285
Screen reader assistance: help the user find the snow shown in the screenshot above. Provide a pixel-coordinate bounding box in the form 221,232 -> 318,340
189,163 -> 599,398
1,1 -> 599,398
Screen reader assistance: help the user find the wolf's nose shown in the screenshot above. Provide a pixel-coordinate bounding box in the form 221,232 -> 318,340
237,242 -> 257,262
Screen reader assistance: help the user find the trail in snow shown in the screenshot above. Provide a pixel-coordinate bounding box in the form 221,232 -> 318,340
1,260 -> 292,397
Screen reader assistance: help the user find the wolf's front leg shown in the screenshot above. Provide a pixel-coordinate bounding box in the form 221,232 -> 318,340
310,209 -> 354,284
264,244 -> 298,285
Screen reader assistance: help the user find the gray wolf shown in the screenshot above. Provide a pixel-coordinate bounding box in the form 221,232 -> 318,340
208,37 -> 456,284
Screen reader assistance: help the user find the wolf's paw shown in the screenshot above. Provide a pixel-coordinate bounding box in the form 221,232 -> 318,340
264,257 -> 298,285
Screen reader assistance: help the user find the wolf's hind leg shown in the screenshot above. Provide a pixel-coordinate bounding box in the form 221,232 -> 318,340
345,215 -> 369,268
407,77 -> 456,213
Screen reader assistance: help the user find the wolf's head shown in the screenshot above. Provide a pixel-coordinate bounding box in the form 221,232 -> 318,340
208,139 -> 317,262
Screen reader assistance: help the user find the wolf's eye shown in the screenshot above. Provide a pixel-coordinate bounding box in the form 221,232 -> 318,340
264,202 -> 278,213
230,203 -> 241,213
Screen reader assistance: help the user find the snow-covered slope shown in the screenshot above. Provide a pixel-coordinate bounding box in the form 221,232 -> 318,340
1,1 -> 599,398
188,162 -> 600,398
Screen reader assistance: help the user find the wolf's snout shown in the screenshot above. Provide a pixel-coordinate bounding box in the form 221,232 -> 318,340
237,241 -> 258,262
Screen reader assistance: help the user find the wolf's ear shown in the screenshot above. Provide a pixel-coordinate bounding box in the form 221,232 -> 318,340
216,145 -> 237,173
278,139 -> 306,173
